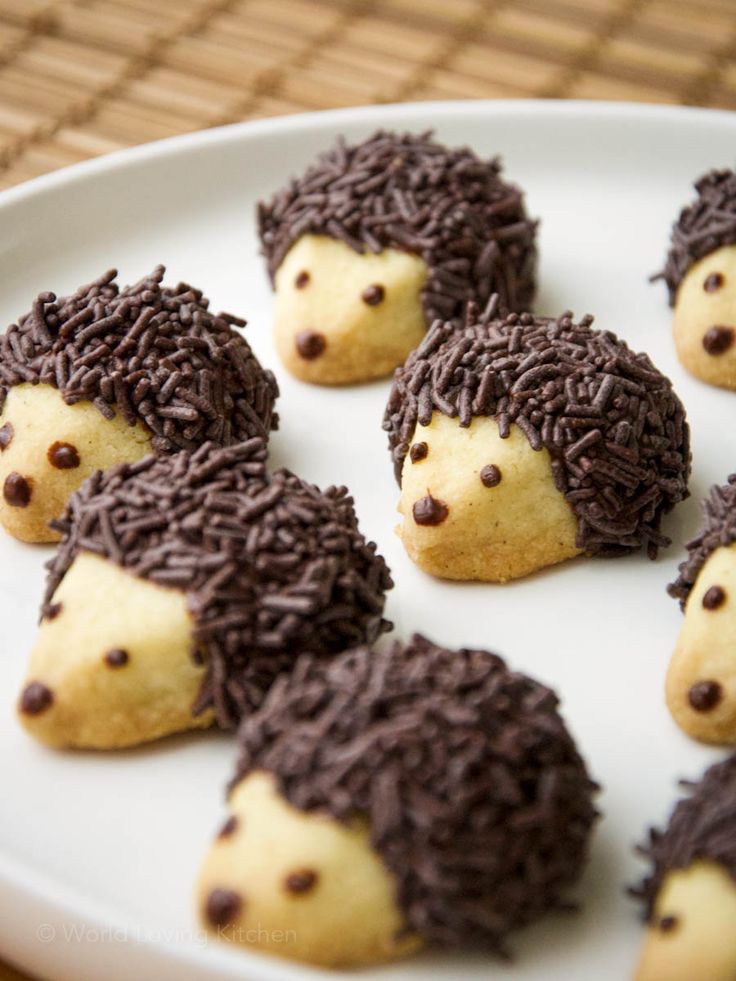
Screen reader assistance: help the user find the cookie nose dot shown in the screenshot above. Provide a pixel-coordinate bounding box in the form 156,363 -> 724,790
480,464 -> 502,487
104,648 -> 129,668
688,680 -> 723,712
703,272 -> 724,292
0,422 -> 13,451
294,270 -> 310,289
702,585 -> 726,610
19,681 -> 54,716
702,325 -> 734,355
48,441 -> 80,470
413,494 -> 449,526
284,869 -> 318,895
361,283 -> 385,306
205,888 -> 243,927
3,472 -> 32,507
295,330 -> 326,360
409,441 -> 428,463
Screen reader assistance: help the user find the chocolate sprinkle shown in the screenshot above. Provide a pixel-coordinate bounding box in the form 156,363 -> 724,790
655,169 -> 736,305
412,493 -> 449,526
688,680 -> 722,712
105,648 -> 129,668
634,754 -> 736,922
295,330 -> 326,360
480,464 -> 502,488
47,441 -> 80,470
19,681 -> 54,715
0,422 -> 13,450
703,585 -> 726,610
258,131 -> 537,326
43,439 -> 393,729
4,472 -> 31,507
702,325 -> 734,355
232,634 -> 599,953
0,267 -> 278,454
384,305 -> 690,557
361,284 -> 385,306
669,476 -> 736,608
205,888 -> 242,928
284,869 -> 318,895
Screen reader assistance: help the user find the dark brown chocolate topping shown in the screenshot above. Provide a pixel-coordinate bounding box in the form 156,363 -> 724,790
361,284 -> 385,306
19,681 -> 53,715
44,439 -> 393,729
412,493 -> 448,526
409,441 -> 428,463
295,330 -> 326,359
44,602 -> 62,620
295,270 -> 310,289
47,441 -> 80,470
258,131 -> 537,325
669,476 -> 736,608
385,305 -> 690,558
480,464 -> 502,487
205,888 -> 242,927
634,754 -> 736,921
702,585 -> 726,610
232,634 -> 598,953
0,422 -> 13,450
4,472 -> 31,507
105,648 -> 129,668
284,869 -> 318,894
218,815 -> 239,839
0,267 -> 278,453
704,272 -> 724,292
688,680 -> 722,712
702,325 -> 734,355
655,169 -> 736,305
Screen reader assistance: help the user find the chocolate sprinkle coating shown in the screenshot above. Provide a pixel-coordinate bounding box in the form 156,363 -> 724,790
0,267 -> 278,453
43,439 -> 393,729
634,754 -> 736,921
655,169 -> 736,305
232,634 -> 598,953
669,475 -> 736,609
384,305 -> 690,558
258,131 -> 537,325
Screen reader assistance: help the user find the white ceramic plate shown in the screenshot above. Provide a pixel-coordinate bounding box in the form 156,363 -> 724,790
0,100 -> 735,981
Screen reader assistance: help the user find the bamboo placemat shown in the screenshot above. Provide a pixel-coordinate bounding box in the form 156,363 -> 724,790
0,0 -> 735,978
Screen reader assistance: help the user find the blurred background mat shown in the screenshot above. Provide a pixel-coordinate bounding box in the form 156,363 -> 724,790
0,0 -> 735,192
0,0 -> 735,978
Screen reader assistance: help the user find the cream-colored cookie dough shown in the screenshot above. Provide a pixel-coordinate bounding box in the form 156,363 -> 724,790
397,413 -> 581,582
673,244 -> 736,390
635,860 -> 736,981
666,542 -> 736,744
0,383 -> 151,544
273,234 -> 428,385
17,552 -> 213,749
196,770 -> 421,968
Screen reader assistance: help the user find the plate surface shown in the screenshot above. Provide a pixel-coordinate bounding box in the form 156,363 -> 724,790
0,100 -> 735,981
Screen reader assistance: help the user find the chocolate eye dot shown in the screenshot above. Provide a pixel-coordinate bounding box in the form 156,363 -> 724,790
45,602 -> 63,621
703,585 -> 726,610
285,869 -> 318,894
361,284 -> 385,306
704,272 -> 724,292
0,422 -> 13,451
413,493 -> 449,526
19,681 -> 54,716
48,441 -> 80,470
205,888 -> 243,928
295,330 -> 326,360
3,472 -> 32,507
295,270 -> 310,289
659,915 -> 679,933
702,325 -> 734,355
104,648 -> 129,668
688,680 -> 722,712
218,816 -> 239,839
410,442 -> 428,463
480,464 -> 502,488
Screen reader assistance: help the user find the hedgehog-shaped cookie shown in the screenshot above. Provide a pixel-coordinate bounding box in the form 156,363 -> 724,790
17,439 -> 392,749
383,302 -> 691,582
667,475 -> 736,743
197,634 -> 598,968
0,266 -> 278,543
655,169 -> 736,390
632,755 -> 736,981
258,130 -> 537,385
